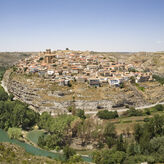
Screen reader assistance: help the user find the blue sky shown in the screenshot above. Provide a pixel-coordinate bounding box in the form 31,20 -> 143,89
0,0 -> 164,52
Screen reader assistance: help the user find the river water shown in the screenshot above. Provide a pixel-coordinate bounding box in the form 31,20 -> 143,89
0,129 -> 92,162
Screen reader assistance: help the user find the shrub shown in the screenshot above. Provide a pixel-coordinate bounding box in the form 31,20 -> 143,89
8,127 -> 22,139
67,106 -> 73,112
153,75 -> 164,85
68,154 -> 82,163
0,86 -> 8,101
119,83 -> 125,89
154,104 -> 164,111
0,67 -> 6,81
97,110 -> 118,119
39,57 -> 43,61
144,117 -> 150,122
63,145 -> 76,161
38,133 -> 64,149
144,108 -> 151,115
76,109 -> 86,119
124,108 -> 144,117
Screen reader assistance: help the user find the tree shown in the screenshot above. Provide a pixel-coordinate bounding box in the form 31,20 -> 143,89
130,76 -> 136,84
63,145 -> 76,161
134,124 -> 144,143
97,110 -> 118,119
104,122 -> 116,148
153,75 -> 164,85
68,154 -> 82,163
92,149 -> 126,164
127,143 -> 135,156
154,104 -> 164,111
104,122 -> 116,138
0,101 -> 4,114
125,107 -> 143,117
150,136 -> 164,155
148,114 -> 164,138
9,94 -> 14,101
12,103 -> 26,127
0,100 -> 38,130
8,127 -> 22,139
0,86 -> 8,101
76,109 -> 86,119
70,118 -> 82,137
92,150 -> 102,164
38,112 -> 52,130
116,134 -> 126,152
38,135 -> 46,148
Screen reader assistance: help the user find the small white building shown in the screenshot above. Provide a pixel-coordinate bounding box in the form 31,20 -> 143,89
108,79 -> 121,86
47,70 -> 54,76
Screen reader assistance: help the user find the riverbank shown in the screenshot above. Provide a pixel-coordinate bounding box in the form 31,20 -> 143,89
0,129 -> 92,162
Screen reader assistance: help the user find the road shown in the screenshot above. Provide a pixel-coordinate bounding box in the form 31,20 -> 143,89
50,101 -> 164,116
1,77 -> 164,116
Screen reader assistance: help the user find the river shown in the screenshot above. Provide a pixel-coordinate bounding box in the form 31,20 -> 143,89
0,129 -> 92,162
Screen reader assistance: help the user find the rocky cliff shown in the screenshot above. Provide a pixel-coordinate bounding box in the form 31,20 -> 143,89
2,70 -> 164,114
3,70 -> 114,113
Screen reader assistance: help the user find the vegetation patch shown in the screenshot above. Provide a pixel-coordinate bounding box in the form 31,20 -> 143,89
0,66 -> 6,81
123,107 -> 144,117
97,110 -> 118,119
0,142 -> 59,164
135,83 -> 145,91
153,74 -> 164,85
27,130 -> 45,145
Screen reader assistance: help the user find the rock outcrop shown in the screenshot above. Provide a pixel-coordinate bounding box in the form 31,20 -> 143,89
2,71 -> 114,113
2,70 -> 164,114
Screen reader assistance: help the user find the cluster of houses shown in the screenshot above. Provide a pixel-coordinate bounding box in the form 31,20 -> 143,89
17,49 -> 153,87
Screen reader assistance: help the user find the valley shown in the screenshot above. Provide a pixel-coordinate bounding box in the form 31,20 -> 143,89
0,51 -> 164,164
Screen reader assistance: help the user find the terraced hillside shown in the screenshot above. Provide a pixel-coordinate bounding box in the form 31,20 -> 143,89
2,69 -> 164,114
2,52 -> 164,114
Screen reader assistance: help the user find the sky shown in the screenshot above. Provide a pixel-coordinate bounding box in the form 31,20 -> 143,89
0,0 -> 164,52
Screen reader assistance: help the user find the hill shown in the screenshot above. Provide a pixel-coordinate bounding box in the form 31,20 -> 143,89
0,52 -> 37,67
0,142 -> 60,164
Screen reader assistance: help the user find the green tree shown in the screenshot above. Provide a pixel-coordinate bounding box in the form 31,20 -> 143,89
130,76 -> 136,84
0,86 -> 8,101
70,117 -> 82,137
38,112 -> 52,130
116,134 -> 126,152
76,109 -> 86,119
104,122 -> 116,148
148,114 -> 164,138
134,124 -> 144,143
97,110 -> 118,119
8,127 -> 22,139
154,104 -> 164,111
63,145 -> 76,161
68,154 -> 82,163
92,149 -> 126,164
153,75 -> 164,85
9,94 -> 14,101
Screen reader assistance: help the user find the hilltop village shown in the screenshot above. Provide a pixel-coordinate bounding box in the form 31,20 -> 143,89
17,49 -> 152,87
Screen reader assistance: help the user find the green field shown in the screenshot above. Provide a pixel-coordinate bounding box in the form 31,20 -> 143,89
26,130 -> 45,145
